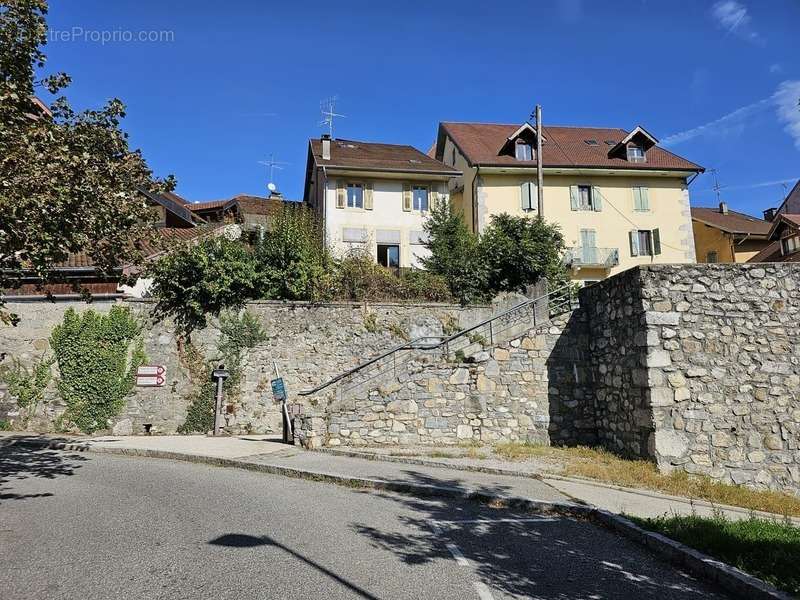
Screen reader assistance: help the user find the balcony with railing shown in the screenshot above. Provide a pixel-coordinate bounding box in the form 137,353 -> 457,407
562,246 -> 619,269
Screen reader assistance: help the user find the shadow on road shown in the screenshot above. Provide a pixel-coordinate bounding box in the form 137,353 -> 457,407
0,436 -> 88,502
209,533 -> 380,600
350,470 -> 721,599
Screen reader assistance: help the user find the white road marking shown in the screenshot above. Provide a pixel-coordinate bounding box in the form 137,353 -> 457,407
474,582 -> 495,600
445,542 -> 470,566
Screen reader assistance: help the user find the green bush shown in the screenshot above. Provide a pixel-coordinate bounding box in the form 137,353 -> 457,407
254,205 -> 327,301
422,203 -> 569,303
0,355 -> 54,424
50,306 -> 145,433
422,202 -> 488,305
147,236 -> 260,335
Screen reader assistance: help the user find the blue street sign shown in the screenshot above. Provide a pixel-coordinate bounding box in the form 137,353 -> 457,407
271,377 -> 287,402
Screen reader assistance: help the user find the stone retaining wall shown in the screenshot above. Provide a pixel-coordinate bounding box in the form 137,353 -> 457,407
0,299 -> 491,434
580,263 -> 800,493
297,310 -> 595,448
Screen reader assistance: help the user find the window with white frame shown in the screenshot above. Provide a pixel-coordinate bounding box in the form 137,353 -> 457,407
578,185 -> 593,210
346,183 -> 363,209
782,235 -> 800,255
627,145 -> 646,163
412,185 -> 429,211
515,142 -> 533,161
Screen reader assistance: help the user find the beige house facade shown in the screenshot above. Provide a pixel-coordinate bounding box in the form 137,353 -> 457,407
433,122 -> 705,283
303,135 -> 459,269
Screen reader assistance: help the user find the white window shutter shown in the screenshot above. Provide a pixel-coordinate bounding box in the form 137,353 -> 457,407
364,182 -> 374,210
629,230 -> 639,257
402,183 -> 412,211
336,181 -> 346,209
569,186 -> 579,211
633,187 -> 642,211
592,186 -> 603,212
520,182 -> 530,211
641,187 -> 650,211
530,182 -> 538,212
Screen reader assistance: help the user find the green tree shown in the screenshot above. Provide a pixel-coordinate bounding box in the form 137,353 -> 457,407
421,201 -> 488,304
0,0 -> 173,325
254,204 -> 326,300
49,306 -> 145,433
147,237 -> 260,335
479,213 -> 568,294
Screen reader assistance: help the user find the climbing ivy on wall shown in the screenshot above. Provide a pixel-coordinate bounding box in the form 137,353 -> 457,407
0,355 -> 54,426
49,306 -> 146,433
178,310 -> 267,434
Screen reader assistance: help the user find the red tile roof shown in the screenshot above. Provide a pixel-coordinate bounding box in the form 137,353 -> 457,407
189,199 -> 229,211
691,207 -> 771,237
436,122 -> 704,172
309,138 -> 459,174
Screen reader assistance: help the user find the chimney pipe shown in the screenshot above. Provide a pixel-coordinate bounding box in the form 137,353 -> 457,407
321,134 -> 331,161
719,201 -> 728,215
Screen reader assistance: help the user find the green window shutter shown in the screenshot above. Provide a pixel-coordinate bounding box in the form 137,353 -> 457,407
336,181 -> 346,209
402,183 -> 412,211
364,182 -> 374,210
633,187 -> 642,211
592,186 -> 603,212
652,228 -> 661,255
531,183 -> 538,212
629,230 -> 639,257
641,187 -> 650,211
569,186 -> 579,211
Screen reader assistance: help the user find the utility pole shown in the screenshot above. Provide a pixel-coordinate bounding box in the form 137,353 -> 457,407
535,104 -> 544,216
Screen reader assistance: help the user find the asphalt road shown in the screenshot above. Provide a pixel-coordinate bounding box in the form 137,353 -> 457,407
0,446 -> 731,600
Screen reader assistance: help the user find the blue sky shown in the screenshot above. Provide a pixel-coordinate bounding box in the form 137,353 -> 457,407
42,0 -> 800,215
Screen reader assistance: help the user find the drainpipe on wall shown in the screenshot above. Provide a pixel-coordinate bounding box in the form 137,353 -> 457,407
535,104 -> 544,216
472,165 -> 480,234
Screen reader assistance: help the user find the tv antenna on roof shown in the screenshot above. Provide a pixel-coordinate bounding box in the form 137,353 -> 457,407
710,168 -> 725,203
320,96 -> 346,138
257,154 -> 290,191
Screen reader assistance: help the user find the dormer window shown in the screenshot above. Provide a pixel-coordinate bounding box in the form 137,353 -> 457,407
627,145 -> 646,163
782,235 -> 800,255
515,142 -> 533,161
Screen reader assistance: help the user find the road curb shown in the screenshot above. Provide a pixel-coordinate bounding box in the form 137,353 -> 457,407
6,436 -> 791,599
319,447 -> 800,525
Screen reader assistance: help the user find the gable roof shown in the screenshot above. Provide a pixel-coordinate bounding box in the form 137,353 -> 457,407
767,213 -> 800,239
138,188 -> 199,226
309,138 -> 460,175
435,122 -> 703,172
691,206 -> 771,237
775,180 -> 800,215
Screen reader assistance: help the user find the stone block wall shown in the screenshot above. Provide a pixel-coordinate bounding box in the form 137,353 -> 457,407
581,263 -> 800,493
0,299 -> 490,434
298,310 -> 595,448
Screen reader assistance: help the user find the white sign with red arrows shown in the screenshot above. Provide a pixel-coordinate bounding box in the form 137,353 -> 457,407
136,365 -> 166,387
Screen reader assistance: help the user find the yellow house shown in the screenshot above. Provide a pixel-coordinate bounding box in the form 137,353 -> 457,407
691,203 -> 771,263
432,122 -> 705,283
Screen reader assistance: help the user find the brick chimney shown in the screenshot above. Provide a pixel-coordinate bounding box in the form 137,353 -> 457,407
763,207 -> 777,221
719,201 -> 728,215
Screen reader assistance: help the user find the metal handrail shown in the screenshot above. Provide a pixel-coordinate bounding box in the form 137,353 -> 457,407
298,284 -> 573,397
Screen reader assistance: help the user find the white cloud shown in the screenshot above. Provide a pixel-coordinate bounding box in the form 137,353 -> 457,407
774,80 -> 800,149
663,80 -> 800,150
711,1 -> 762,44
769,63 -> 783,74
662,96 -> 772,146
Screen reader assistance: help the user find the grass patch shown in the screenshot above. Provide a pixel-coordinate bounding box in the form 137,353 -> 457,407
492,442 -> 800,517
632,512 -> 800,595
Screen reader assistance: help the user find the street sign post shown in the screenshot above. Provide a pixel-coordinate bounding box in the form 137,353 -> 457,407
272,362 -> 293,443
211,366 -> 230,436
136,365 -> 166,387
